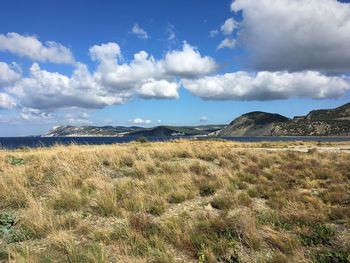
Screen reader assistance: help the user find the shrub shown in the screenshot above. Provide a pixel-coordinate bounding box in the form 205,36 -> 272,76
0,212 -> 31,243
237,192 -> 252,207
147,199 -> 166,216
167,189 -> 194,204
0,250 -> 8,260
210,195 -> 234,210
257,211 -> 292,231
247,187 -> 260,198
6,156 -> 25,165
136,137 -> 149,143
298,224 -> 335,246
312,250 -> 349,263
199,184 -> 216,197
0,213 -> 15,235
6,225 -> 32,243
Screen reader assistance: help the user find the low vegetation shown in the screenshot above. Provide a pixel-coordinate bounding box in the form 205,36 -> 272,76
0,140 -> 349,262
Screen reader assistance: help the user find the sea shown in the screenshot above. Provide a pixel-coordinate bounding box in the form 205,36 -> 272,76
1,136 -> 350,149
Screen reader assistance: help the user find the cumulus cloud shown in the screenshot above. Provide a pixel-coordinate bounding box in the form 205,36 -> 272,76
221,18 -> 237,35
90,41 -> 217,97
7,63 -> 132,111
182,71 -> 350,101
131,24 -> 149,39
0,62 -> 21,89
93,50 -> 164,91
136,79 -> 180,99
157,120 -> 162,124
128,118 -> 152,124
0,93 -> 17,109
210,30 -> 219,38
89,42 -> 121,62
200,117 -> 209,122
163,41 -> 219,78
217,38 -> 236,50
231,0 -> 350,73
0,37 -> 218,112
0,33 -> 74,64
0,34 -> 220,112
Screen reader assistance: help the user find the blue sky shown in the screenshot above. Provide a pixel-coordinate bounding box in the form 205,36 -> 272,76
0,0 -> 350,136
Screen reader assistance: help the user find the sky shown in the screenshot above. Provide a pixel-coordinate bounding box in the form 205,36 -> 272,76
1,0 -> 350,136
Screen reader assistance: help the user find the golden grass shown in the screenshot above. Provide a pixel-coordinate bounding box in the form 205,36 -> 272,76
0,140 -> 349,262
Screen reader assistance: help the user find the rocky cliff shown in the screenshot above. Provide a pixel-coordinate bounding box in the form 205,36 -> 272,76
215,112 -> 290,136
216,103 -> 350,137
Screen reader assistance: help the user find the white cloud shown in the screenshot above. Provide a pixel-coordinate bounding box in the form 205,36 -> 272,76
67,118 -> 93,125
7,63 -> 132,111
1,37 -> 219,112
89,42 -> 121,62
163,41 -> 219,78
93,50 -> 164,91
132,24 -> 149,39
0,108 -> 56,124
129,118 -> 152,124
136,79 -> 180,99
231,0 -> 350,73
168,32 -> 175,41
79,112 -> 90,119
19,107 -> 55,122
0,33 -> 74,64
210,30 -> 219,38
0,62 -> 21,89
167,24 -> 176,41
183,71 -> 350,101
221,18 -> 237,35
0,93 -> 17,109
90,41 -> 217,98
217,38 -> 236,50
200,117 -> 209,122
157,120 -> 162,124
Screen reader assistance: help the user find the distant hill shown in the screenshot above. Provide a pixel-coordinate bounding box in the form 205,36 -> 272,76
42,125 -> 225,137
215,103 -> 350,137
43,103 -> 350,137
215,112 -> 290,137
274,103 -> 350,136
128,126 -> 205,137
42,125 -> 143,137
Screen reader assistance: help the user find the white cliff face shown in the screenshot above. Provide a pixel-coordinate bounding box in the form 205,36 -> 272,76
41,125 -> 146,137
42,126 -> 66,137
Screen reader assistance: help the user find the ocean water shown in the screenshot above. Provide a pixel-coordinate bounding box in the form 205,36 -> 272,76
1,136 -> 350,149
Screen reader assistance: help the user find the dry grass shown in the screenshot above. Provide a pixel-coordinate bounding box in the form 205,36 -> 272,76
0,140 -> 349,262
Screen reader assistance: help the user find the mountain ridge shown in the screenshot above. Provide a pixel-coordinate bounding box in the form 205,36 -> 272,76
42,103 -> 350,137
42,124 -> 226,137
216,103 -> 350,137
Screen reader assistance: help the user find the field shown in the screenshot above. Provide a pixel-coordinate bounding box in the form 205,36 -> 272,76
0,139 -> 349,262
